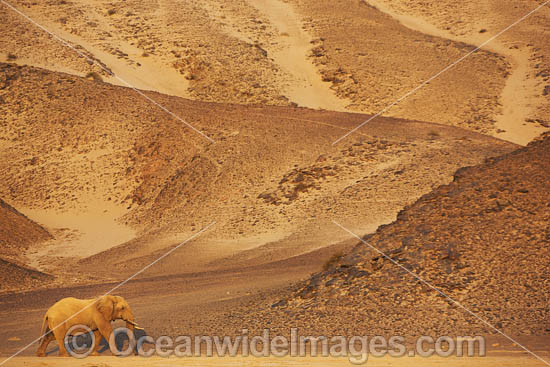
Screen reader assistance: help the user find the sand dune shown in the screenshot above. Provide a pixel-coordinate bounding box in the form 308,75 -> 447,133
23,199 -> 135,271
248,0 -> 348,110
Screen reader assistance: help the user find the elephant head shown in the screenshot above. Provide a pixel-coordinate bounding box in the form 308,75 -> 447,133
96,295 -> 136,331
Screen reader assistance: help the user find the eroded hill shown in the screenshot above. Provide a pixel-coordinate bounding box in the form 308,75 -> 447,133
0,62 -> 517,287
4,0 -> 549,139
223,133 -> 550,338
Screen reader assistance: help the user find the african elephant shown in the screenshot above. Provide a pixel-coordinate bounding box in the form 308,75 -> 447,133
36,295 -> 136,357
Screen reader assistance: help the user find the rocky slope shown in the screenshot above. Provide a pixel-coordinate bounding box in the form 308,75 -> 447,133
219,133 -> 550,338
0,198 -> 51,260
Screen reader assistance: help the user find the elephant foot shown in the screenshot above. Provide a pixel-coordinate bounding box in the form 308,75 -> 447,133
90,351 -> 100,356
36,351 -> 46,357
58,352 -> 70,357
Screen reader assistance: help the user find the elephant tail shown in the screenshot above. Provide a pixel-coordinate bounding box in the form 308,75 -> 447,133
38,314 -> 49,343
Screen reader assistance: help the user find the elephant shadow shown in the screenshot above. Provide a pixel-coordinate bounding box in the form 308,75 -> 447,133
46,328 -> 152,356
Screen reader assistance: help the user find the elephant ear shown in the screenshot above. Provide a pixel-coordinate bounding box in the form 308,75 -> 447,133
96,296 -> 115,321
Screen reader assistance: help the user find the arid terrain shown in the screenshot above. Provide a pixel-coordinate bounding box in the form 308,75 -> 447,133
221,133 -> 550,338
1,0 -> 549,366
2,0 -> 549,139
0,62 -> 516,288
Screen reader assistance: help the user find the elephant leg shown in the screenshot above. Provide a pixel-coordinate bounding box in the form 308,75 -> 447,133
52,327 -> 69,357
36,332 -> 54,356
90,330 -> 102,356
97,323 -> 114,354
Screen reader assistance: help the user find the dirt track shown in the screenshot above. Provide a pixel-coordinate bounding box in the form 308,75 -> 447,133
4,354 -> 550,367
2,243 -> 549,363
0,241 -> 355,357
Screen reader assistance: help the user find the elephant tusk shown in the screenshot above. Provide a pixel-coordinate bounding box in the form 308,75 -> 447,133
123,319 -> 144,330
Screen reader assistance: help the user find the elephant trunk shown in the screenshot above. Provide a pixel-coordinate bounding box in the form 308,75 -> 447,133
126,321 -> 134,331
124,314 -> 136,331
126,320 -> 135,331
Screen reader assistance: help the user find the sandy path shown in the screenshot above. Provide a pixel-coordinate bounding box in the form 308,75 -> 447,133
3,354 -> 548,366
366,0 -> 547,145
248,0 -> 349,111
493,48 -> 547,144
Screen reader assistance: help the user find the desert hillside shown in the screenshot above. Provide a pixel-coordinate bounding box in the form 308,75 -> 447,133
221,133 -> 550,338
359,0 -> 550,144
0,62 -> 519,286
1,1 -> 550,365
2,0 -> 549,141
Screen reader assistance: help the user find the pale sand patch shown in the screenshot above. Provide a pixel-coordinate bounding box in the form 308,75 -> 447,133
365,0 -> 548,145
22,197 -> 134,271
247,0 -> 349,111
0,52 -> 86,80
